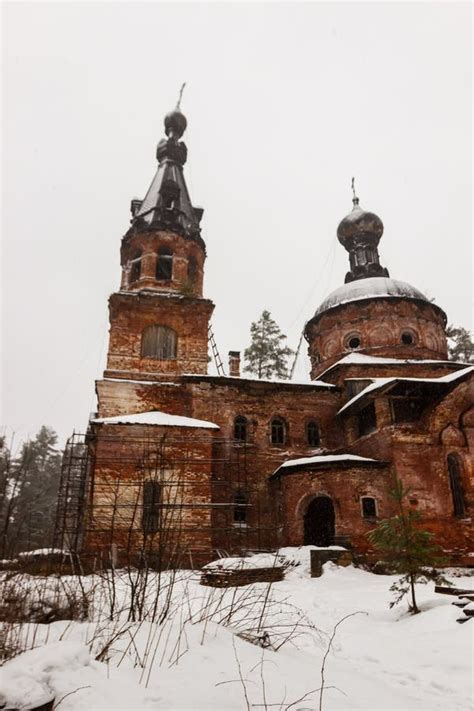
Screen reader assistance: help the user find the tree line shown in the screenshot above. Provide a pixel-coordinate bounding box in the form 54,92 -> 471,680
0,426 -> 62,559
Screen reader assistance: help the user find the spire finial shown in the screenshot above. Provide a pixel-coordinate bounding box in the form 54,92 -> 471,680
351,177 -> 359,208
176,82 -> 186,110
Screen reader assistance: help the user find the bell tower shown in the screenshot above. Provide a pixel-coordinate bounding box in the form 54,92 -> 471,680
103,97 -> 214,380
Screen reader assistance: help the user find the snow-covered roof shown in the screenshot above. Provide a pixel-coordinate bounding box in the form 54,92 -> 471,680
317,352 -> 467,380
92,410 -> 220,429
338,365 -> 474,415
312,277 -> 439,319
103,378 -> 180,386
271,453 -> 385,478
182,373 -> 335,388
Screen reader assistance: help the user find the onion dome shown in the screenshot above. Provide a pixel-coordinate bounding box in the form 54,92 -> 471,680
335,183 -> 389,284
164,108 -> 187,141
337,197 -> 384,249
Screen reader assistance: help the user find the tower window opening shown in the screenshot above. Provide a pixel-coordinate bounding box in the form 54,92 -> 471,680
159,179 -> 180,209
130,251 -> 142,283
346,334 -> 361,350
357,402 -> 377,438
361,496 -> 377,519
401,331 -> 415,345
233,489 -> 248,524
306,420 -> 320,447
156,247 -> 173,280
143,480 -> 160,534
390,397 -> 425,423
234,416 -> 248,442
141,325 -> 177,360
270,417 -> 286,445
447,454 -> 466,518
188,255 -> 198,283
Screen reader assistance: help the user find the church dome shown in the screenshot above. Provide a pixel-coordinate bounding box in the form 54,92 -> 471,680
313,277 -> 430,319
337,200 -> 384,249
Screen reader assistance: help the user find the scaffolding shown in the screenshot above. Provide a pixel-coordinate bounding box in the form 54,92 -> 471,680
54,429 -> 282,568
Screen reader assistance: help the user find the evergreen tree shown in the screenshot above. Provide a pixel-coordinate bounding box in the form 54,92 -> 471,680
0,426 -> 62,557
367,478 -> 448,614
446,325 -> 474,363
243,310 -> 294,380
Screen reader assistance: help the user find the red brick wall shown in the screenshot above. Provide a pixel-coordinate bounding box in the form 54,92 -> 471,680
105,291 -> 214,376
306,298 -> 448,379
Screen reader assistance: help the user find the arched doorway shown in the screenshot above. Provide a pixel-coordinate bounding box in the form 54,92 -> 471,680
304,496 -> 335,546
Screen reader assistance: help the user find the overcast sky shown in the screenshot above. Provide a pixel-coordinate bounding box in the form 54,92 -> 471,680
2,1 -> 472,446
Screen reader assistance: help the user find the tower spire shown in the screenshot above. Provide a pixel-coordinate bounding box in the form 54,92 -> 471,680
128,94 -> 204,243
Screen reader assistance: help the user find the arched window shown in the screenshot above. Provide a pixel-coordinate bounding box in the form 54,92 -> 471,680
156,247 -> 173,280
234,416 -> 248,442
306,420 -> 320,447
361,496 -> 377,519
271,417 -> 286,445
188,256 -> 198,283
401,330 -> 417,346
345,333 -> 362,351
233,490 -> 247,523
447,454 -> 466,518
130,250 -> 142,283
141,325 -> 177,360
143,481 -> 160,534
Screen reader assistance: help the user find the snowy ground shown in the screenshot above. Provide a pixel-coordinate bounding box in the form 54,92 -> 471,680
1,547 -> 472,711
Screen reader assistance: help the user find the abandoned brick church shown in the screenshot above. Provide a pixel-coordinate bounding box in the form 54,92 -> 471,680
61,102 -> 473,567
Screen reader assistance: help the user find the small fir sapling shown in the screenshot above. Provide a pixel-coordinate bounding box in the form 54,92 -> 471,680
367,477 -> 449,614
243,310 -> 294,380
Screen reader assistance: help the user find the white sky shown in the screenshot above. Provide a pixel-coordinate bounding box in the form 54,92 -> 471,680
2,1 -> 472,446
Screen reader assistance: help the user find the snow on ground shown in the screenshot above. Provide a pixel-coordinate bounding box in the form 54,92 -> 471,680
1,548 -> 472,711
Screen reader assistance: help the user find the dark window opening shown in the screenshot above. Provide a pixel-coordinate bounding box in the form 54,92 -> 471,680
234,416 -> 248,442
390,397 -> 425,423
361,496 -> 377,519
233,490 -> 247,523
347,336 -> 361,350
447,454 -> 466,518
357,402 -> 377,438
346,380 -> 371,399
159,179 -> 180,209
271,418 -> 286,445
130,251 -> 142,283
143,481 -> 160,534
188,256 -> 198,283
401,331 -> 415,345
156,247 -> 173,280
141,325 -> 177,360
306,420 -> 320,447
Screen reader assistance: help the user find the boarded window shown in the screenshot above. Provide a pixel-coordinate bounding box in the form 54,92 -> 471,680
156,247 -> 173,280
271,418 -> 286,445
234,416 -> 247,442
357,402 -> 376,438
306,420 -> 320,447
233,490 -> 247,523
447,454 -> 466,518
361,496 -> 377,519
143,481 -> 160,534
141,325 -> 177,360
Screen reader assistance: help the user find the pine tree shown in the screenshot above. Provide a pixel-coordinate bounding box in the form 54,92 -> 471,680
0,427 -> 62,557
367,478 -> 448,614
446,325 -> 474,363
243,310 -> 294,380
